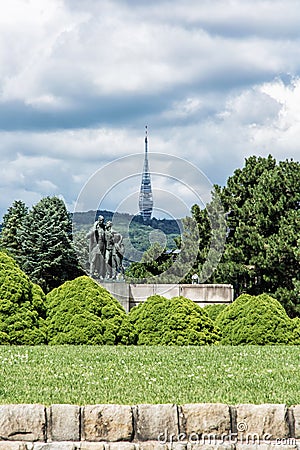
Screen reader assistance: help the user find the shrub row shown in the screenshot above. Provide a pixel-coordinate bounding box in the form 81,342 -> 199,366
1,251 -> 299,345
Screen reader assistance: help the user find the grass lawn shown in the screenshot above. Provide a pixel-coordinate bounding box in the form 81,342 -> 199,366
0,345 -> 299,405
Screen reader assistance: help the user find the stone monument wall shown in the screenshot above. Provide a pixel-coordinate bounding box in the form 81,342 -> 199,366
100,283 -> 234,312
0,403 -> 299,448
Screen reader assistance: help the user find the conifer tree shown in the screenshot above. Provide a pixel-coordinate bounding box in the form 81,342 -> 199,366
205,156 -> 300,316
19,196 -> 82,293
0,200 -> 28,257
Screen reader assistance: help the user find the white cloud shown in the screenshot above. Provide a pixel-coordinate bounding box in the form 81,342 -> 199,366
0,0 -> 300,219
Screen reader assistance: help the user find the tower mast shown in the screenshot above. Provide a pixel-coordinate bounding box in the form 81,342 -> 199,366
139,125 -> 153,221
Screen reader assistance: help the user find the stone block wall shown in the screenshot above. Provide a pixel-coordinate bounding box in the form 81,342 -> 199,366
1,403 -> 300,449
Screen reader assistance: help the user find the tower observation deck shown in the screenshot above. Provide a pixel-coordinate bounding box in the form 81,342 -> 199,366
139,126 -> 153,221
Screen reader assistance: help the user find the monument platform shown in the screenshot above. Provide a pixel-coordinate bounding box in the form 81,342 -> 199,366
98,282 -> 233,312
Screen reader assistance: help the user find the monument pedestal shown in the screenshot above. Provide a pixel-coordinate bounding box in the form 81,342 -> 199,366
98,281 -> 234,312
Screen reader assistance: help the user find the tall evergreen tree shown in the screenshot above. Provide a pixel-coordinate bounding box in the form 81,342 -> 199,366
19,196 -> 82,293
0,200 -> 28,257
205,155 -> 300,316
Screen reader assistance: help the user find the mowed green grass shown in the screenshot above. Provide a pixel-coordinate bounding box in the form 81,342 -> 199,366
0,345 -> 300,405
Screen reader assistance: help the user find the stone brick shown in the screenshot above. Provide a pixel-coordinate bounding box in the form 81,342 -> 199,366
179,403 -> 230,438
235,404 -> 289,439
77,444 -> 105,450
33,444 -> 76,450
0,443 -> 33,450
290,405 -> 300,438
47,404 -> 80,441
136,444 -> 186,450
188,445 -> 234,450
0,404 -> 45,441
107,443 -> 136,450
76,444 -> 105,450
135,442 -> 166,450
236,445 -> 297,450
166,444 -> 186,450
82,405 -> 133,442
135,404 -> 178,442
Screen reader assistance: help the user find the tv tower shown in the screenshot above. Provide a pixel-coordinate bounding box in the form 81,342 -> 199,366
139,125 -> 153,221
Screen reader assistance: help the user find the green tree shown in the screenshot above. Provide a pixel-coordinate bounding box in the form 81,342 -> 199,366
194,156 -> 300,316
125,216 -> 201,284
19,196 -> 82,293
0,200 -> 28,257
188,190 -> 226,283
125,242 -> 173,282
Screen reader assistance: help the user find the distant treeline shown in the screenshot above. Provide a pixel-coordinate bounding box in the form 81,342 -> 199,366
72,210 -> 181,235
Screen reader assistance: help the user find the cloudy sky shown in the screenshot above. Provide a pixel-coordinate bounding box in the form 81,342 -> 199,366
1,0 -> 300,220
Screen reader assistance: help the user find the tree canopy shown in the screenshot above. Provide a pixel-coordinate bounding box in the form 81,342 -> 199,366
0,200 -> 28,257
1,196 -> 83,293
193,155 -> 300,316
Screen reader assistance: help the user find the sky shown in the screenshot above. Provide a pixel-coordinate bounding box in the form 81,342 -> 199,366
1,0 -> 300,220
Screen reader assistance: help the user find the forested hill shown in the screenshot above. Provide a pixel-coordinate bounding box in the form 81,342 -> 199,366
72,210 -> 181,235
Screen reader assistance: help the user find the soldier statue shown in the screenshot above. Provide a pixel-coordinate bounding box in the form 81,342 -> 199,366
86,215 -> 106,279
86,217 -> 124,280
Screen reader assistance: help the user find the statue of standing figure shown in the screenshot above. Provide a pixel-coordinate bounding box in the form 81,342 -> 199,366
86,216 -> 124,280
86,215 -> 106,279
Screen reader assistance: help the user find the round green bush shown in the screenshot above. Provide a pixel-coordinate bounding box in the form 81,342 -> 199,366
203,304 -> 227,321
46,275 -> 133,344
0,251 -> 46,344
128,295 -> 220,345
216,293 -> 296,345
291,318 -> 300,344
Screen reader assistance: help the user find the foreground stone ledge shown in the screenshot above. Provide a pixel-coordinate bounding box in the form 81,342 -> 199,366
1,442 -> 300,450
236,444 -> 298,450
136,443 -> 186,450
0,404 -> 45,442
186,445 -> 234,450
291,405 -> 300,438
135,404 -> 178,442
2,403 -> 300,447
33,443 -> 76,450
179,403 -> 231,438
46,404 -> 80,442
0,442 -> 33,450
235,404 -> 289,439
81,405 -> 133,442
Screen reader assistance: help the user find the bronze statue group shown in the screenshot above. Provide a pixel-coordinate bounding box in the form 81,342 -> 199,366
86,216 -> 125,280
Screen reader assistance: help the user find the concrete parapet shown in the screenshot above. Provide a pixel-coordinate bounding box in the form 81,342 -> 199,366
99,282 -> 233,311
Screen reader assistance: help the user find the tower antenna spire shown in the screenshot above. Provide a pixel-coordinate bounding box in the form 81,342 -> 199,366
139,125 -> 153,221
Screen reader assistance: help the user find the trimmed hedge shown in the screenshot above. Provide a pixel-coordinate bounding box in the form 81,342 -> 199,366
216,293 -> 296,345
128,295 -> 220,345
46,276 -> 133,344
0,251 -> 46,344
203,303 -> 227,321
